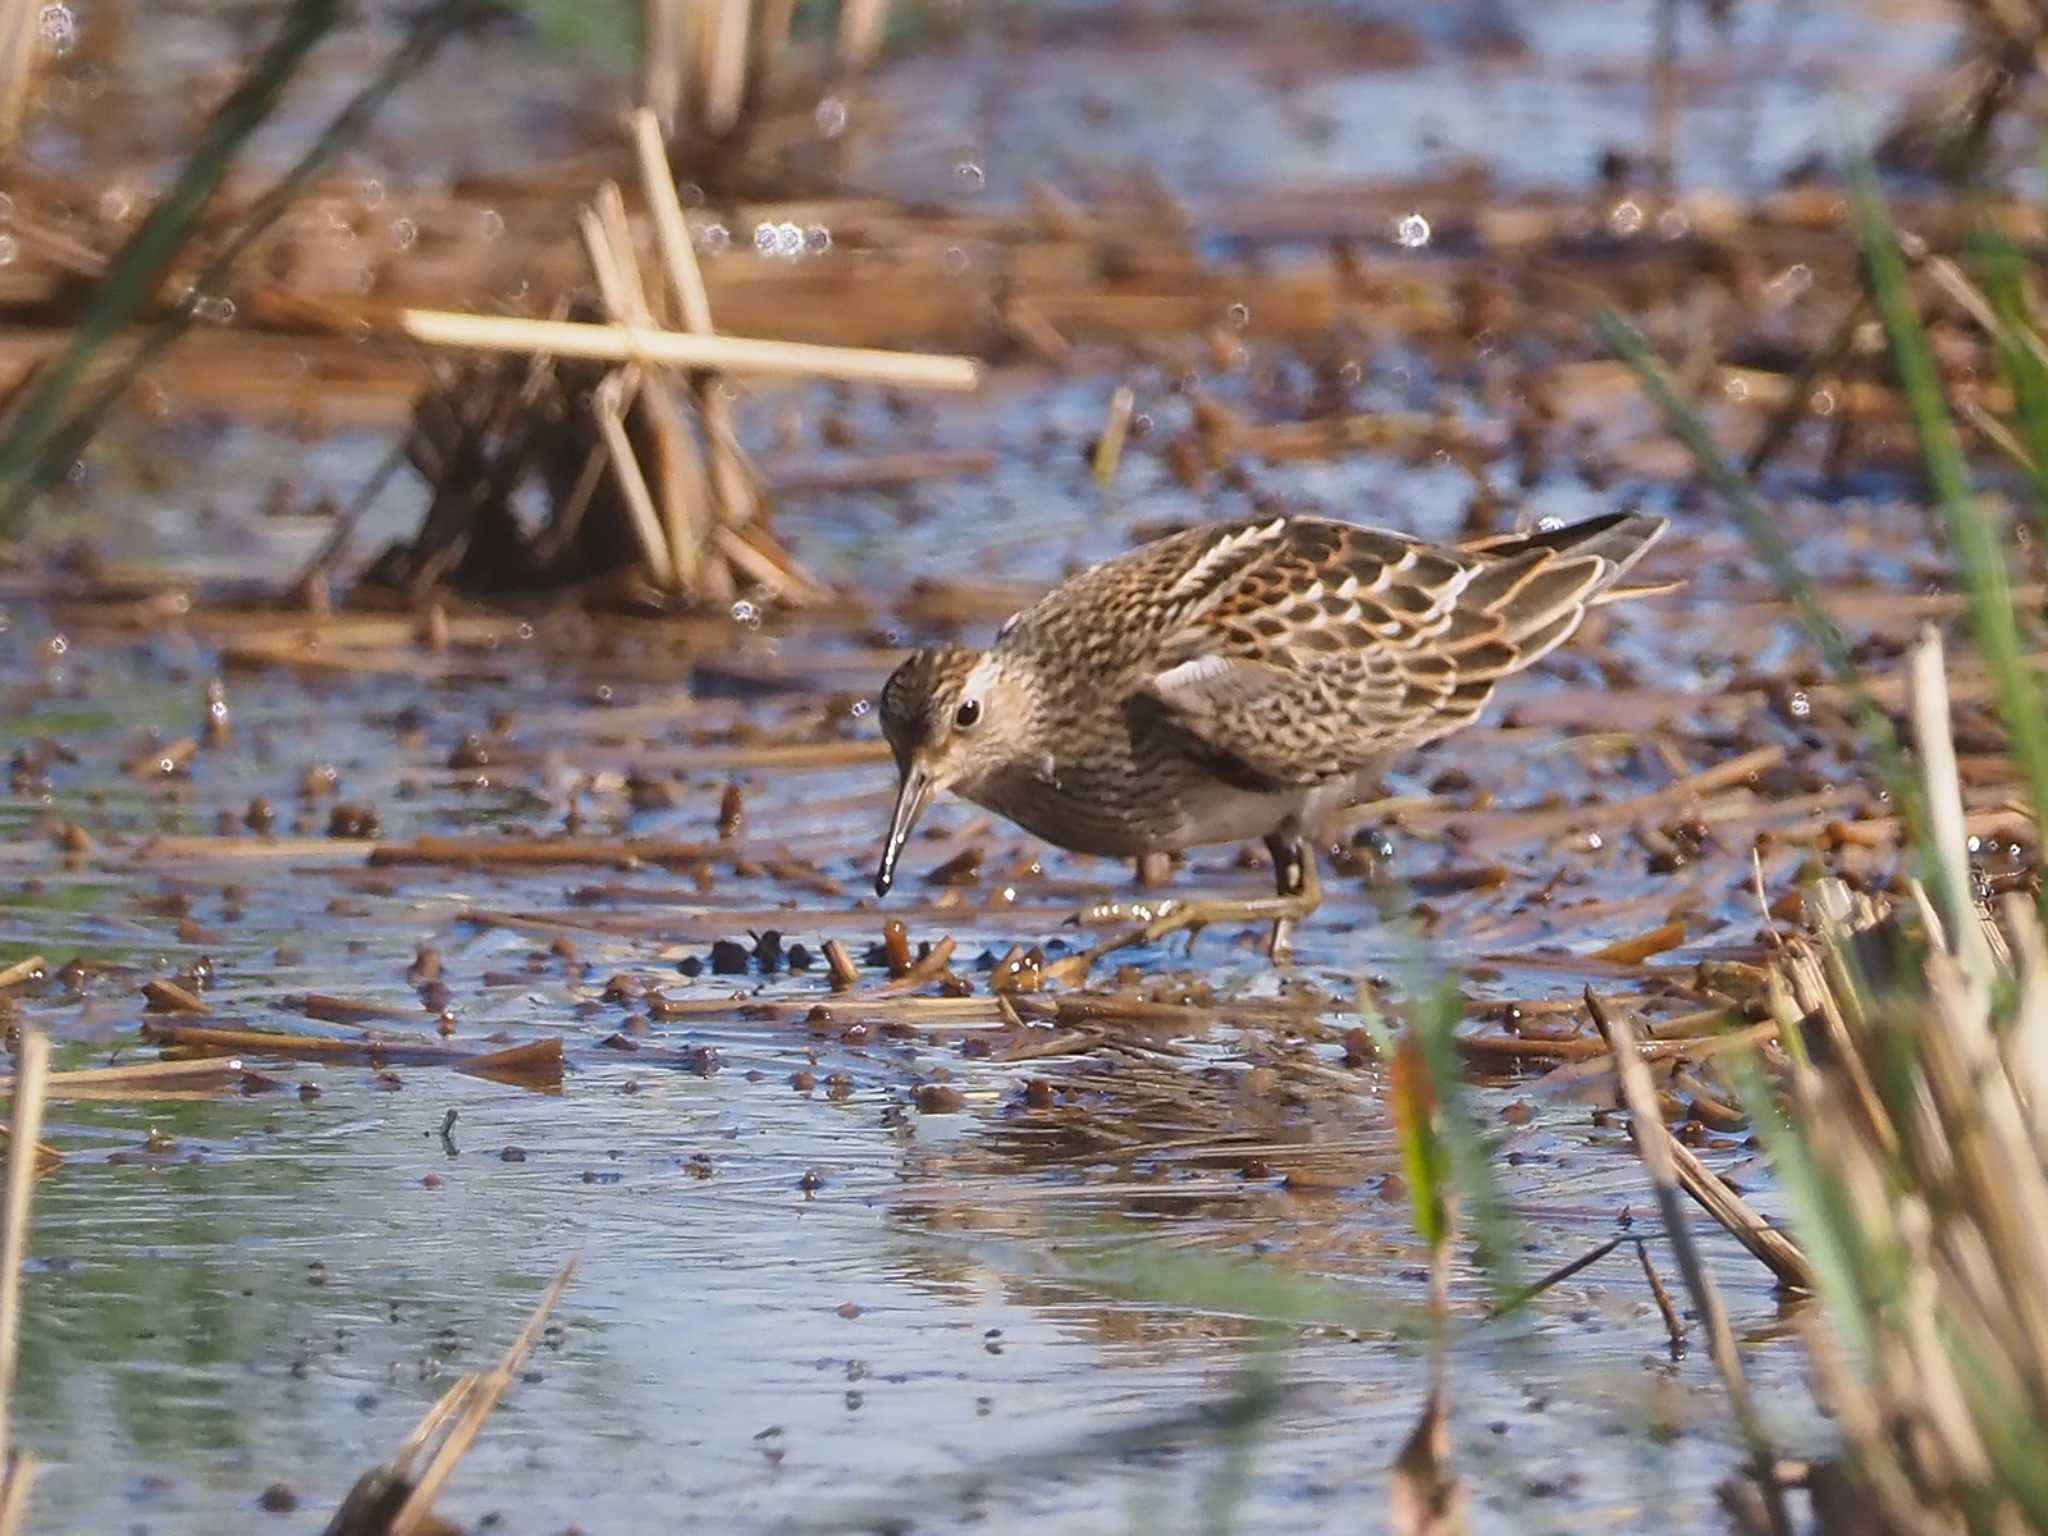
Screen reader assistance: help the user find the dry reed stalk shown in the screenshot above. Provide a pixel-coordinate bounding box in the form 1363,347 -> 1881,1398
632,108 -> 760,543
0,1054 -> 247,1097
698,0 -> 750,136
0,1030 -> 49,1525
1092,386 -> 1134,483
640,0 -> 689,134
836,0 -> 890,71
328,1258 -> 575,1536
582,188 -> 708,592
0,0 -> 42,150
398,309 -> 981,390
1585,990 -> 1792,1536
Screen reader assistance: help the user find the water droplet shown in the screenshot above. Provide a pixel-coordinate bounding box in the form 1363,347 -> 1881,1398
942,246 -> 969,276
1226,302 -> 1250,330
1536,514 -> 1565,532
849,698 -> 871,718
1656,207 -> 1690,239
1338,360 -> 1362,384
1395,212 -> 1431,248
98,188 -> 130,222
360,179 -> 385,209
1789,691 -> 1812,718
516,622 -> 534,641
1608,200 -> 1643,238
1586,832 -> 1603,850
480,208 -> 504,239
697,221 -> 730,255
46,635 -> 66,656
730,600 -> 762,629
1723,376 -> 1749,402
776,221 -> 803,259
38,4 -> 74,56
815,96 -> 848,138
804,224 -> 832,256
390,217 -> 417,252
0,193 -> 13,223
0,235 -> 18,267
953,161 -> 985,193
1811,388 -> 1836,417
1966,834 -> 1982,854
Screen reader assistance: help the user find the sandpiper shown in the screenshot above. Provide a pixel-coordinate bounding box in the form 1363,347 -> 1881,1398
874,510 -> 1668,962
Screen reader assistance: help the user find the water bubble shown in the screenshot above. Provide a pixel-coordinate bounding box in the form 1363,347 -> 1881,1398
1656,207 -> 1690,240
942,246 -> 969,276
849,698 -> 871,718
1607,200 -> 1643,238
1811,388 -> 1836,417
1586,832 -> 1604,850
47,635 -> 66,656
697,221 -> 730,256
953,161 -> 986,193
753,221 -> 805,259
38,5 -> 74,56
1789,690 -> 1812,718
517,622 -> 534,640
1723,376 -> 1749,402
1967,834 -> 1982,854
1395,212 -> 1431,248
98,188 -> 130,222
194,294 -> 236,325
815,96 -> 848,138
0,235 -> 17,267
360,179 -> 385,209
479,208 -> 504,240
1338,360 -> 1362,384
390,217 -> 418,252
1225,302 -> 1250,330
804,224 -> 832,256
730,600 -> 761,628
0,193 -> 13,223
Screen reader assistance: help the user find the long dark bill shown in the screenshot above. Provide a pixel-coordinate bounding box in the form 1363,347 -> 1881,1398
874,762 -> 935,897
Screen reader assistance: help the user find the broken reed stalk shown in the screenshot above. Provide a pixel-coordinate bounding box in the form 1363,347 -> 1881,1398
640,0 -> 688,136
0,0 -> 41,150
1584,990 -> 1794,1536
332,1257 -> 576,1536
837,0 -> 891,71
386,1258 -> 577,1536
398,310 -> 981,391
0,1030 -> 49,1526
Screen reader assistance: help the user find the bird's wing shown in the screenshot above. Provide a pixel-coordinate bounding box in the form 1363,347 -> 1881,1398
1132,512 -> 1665,786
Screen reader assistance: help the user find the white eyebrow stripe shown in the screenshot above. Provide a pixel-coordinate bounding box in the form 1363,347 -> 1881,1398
962,655 -> 1001,699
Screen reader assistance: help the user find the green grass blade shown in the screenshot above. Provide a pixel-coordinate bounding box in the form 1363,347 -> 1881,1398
0,0 -> 347,531
1849,157 -> 2048,913
1593,307 -> 1940,899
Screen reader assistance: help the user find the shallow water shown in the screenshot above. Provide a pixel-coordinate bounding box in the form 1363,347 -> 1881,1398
0,1 -> 2001,1531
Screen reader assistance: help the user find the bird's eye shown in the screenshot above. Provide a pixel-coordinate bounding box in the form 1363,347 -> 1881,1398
954,699 -> 982,730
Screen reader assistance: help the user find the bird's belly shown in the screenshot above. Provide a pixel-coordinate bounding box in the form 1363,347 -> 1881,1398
964,757 -> 1348,857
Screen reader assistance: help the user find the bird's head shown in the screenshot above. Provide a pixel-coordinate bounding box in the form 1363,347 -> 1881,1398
873,643 -> 1043,896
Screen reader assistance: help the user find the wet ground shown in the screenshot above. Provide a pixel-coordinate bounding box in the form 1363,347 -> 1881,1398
0,1 -> 2022,1532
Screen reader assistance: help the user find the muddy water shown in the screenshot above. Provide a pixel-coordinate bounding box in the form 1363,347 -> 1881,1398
4,382 -> 1867,1534
0,1 -> 1987,1532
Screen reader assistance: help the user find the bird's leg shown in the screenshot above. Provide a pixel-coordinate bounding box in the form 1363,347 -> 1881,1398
1262,826 -> 1317,962
1053,825 -> 1323,979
